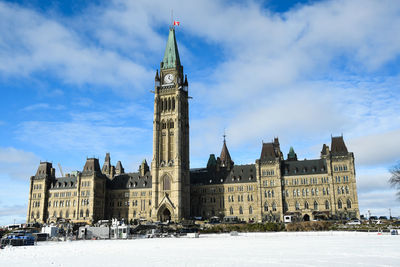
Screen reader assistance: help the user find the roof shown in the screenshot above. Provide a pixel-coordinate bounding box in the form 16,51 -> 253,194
331,136 -> 348,155
260,142 -> 279,161
281,159 -> 327,176
190,164 -> 257,186
220,140 -> 233,168
162,28 -> 181,69
107,171 -> 152,190
49,176 -> 78,190
287,146 -> 297,161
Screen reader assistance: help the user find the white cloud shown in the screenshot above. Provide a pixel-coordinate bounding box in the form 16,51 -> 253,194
22,103 -> 65,112
0,1 -> 153,94
0,147 -> 39,180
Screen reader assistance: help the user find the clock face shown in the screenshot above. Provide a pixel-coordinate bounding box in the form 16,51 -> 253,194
164,73 -> 174,84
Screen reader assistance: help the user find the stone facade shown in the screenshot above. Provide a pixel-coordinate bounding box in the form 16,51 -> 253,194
27,28 -> 359,224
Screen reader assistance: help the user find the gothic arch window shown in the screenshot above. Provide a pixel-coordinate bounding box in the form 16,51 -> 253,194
66,210 -> 69,218
272,202 -> 277,211
59,210 -> 63,218
271,190 -> 275,197
80,210 -> 83,217
36,211 -> 40,218
161,120 -> 167,129
295,201 -> 300,210
169,120 -> 174,128
86,209 -> 90,217
345,186 -> 349,194
73,210 -> 76,218
314,201 -> 319,210
168,98 -> 171,110
239,206 -> 243,214
53,211 -> 57,217
325,200 -> 330,210
338,199 -> 342,209
172,98 -> 175,110
249,206 -> 253,214
31,211 -> 34,219
264,202 -> 269,211
163,175 -> 171,191
230,206 -> 234,215
346,199 -> 352,209
304,201 -> 309,209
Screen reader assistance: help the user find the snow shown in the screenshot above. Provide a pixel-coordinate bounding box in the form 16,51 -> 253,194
1,232 -> 399,266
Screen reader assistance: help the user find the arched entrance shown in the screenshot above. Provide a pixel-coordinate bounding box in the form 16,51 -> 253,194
157,205 -> 172,222
303,214 -> 310,221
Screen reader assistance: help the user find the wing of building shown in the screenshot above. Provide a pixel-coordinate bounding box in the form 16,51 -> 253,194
27,28 -> 359,224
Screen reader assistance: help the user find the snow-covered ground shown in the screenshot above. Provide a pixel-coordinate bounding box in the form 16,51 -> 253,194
1,232 -> 399,266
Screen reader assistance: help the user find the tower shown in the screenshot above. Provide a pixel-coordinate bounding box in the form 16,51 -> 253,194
151,27 -> 190,221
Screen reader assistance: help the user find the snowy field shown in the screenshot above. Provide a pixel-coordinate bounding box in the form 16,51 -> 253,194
1,231 -> 399,267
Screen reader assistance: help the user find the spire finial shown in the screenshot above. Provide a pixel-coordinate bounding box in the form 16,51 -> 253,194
223,129 -> 226,143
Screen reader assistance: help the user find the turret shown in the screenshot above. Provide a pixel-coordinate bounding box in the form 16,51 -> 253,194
139,159 -> 150,176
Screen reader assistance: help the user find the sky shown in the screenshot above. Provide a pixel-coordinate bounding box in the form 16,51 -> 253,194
0,0 -> 399,225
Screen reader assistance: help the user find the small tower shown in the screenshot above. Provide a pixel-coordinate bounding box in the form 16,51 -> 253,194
219,135 -> 234,170
287,147 -> 298,161
139,159 -> 150,176
115,161 -> 124,175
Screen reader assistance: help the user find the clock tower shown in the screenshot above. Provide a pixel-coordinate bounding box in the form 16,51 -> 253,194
151,27 -> 190,221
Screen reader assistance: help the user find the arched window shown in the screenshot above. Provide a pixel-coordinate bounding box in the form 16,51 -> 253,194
172,98 -> 175,110
163,175 -> 171,191
249,206 -> 253,214
80,210 -> 83,217
168,98 -> 171,110
345,186 -> 349,194
295,201 -> 300,210
65,210 -> 69,218
162,120 -> 167,129
73,210 -> 76,218
314,201 -> 318,210
31,211 -> 34,219
86,209 -> 90,217
316,188 -> 319,196
338,199 -> 342,209
264,202 -> 269,211
53,211 -> 57,218
304,201 -> 309,209
272,202 -> 277,211
311,188 -> 315,196
271,190 -> 275,197
230,206 -> 234,215
59,210 -> 63,218
341,187 -> 345,194
169,120 -> 174,128
325,200 -> 330,210
346,199 -> 352,209
302,189 -> 305,196
239,206 -> 243,214
268,190 -> 271,198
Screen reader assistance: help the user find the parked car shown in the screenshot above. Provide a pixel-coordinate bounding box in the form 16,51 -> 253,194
347,220 -> 361,225
379,216 -> 388,220
369,216 -> 378,220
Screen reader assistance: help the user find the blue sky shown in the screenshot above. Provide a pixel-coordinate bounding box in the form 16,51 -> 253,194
1,0 -> 400,225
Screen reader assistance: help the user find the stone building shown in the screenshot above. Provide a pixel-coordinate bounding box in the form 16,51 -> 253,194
27,27 -> 359,224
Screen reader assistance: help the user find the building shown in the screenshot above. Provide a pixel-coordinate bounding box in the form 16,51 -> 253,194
27,27 -> 359,224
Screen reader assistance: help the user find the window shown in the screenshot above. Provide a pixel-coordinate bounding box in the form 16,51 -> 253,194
264,202 -> 269,211
325,200 -> 330,210
347,199 -> 352,209
239,206 -> 243,214
345,186 -> 349,194
163,175 -> 171,191
249,206 -> 253,214
314,201 -> 318,210
272,202 -> 277,211
230,207 -> 233,215
295,202 -> 300,210
86,209 -> 89,217
304,201 -> 309,209
338,200 -> 342,209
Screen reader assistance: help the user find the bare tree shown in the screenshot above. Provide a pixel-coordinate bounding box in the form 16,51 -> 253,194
389,163 -> 400,200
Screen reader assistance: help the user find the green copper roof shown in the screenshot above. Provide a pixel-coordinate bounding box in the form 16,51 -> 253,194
162,28 -> 181,69
288,146 -> 297,160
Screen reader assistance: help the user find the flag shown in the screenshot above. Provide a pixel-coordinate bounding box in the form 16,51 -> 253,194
173,20 -> 180,26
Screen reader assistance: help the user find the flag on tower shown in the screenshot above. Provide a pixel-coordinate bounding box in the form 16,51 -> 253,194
173,20 -> 180,26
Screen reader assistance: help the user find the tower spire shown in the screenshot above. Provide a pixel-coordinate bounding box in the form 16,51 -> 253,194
161,27 -> 181,69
